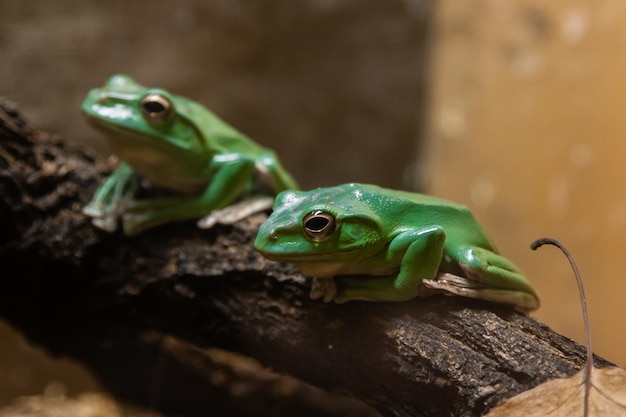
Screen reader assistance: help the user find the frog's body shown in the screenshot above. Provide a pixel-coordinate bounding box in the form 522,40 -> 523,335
82,74 -> 298,235
254,183 -> 540,312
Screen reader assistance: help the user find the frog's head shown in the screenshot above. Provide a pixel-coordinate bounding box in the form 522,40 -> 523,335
81,74 -> 209,156
254,184 -> 387,277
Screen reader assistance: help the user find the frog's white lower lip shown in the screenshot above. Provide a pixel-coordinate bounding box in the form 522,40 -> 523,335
84,117 -> 166,148
256,248 -> 358,262
84,116 -> 141,138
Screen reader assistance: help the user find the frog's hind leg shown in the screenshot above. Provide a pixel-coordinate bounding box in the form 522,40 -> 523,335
424,247 -> 540,312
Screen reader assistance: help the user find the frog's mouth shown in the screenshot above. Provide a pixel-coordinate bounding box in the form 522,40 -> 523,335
83,116 -> 148,141
258,249 -> 398,278
255,247 -> 361,263
83,115 -> 186,154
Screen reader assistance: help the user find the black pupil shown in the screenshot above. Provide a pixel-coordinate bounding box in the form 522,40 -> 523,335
144,101 -> 166,114
305,216 -> 329,232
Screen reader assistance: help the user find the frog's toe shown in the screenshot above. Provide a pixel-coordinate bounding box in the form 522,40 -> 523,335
91,215 -> 119,233
82,201 -> 107,218
309,277 -> 337,303
83,201 -> 121,232
457,247 -> 522,283
457,247 -> 487,270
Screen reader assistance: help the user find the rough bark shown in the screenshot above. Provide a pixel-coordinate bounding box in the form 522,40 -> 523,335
0,99 -> 614,417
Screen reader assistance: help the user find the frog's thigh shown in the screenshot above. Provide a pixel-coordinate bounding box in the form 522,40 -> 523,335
457,247 -> 530,290
335,226 -> 446,303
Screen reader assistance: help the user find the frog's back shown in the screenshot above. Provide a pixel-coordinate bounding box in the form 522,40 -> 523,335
354,184 -> 498,252
176,97 -> 266,156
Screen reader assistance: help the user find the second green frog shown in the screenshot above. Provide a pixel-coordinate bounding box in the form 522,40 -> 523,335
82,74 -> 298,235
254,183 -> 540,312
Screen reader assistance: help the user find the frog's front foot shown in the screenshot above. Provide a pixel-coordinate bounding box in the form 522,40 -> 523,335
83,164 -> 140,233
90,214 -> 119,233
82,200 -> 106,219
309,277 -> 337,303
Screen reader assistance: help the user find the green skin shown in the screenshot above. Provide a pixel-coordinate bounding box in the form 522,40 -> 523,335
81,74 -> 298,236
254,183 -> 540,312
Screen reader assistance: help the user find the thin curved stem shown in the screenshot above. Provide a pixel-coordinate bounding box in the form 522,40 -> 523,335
531,237 -> 592,417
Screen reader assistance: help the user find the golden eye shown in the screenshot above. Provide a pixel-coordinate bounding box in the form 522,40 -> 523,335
303,211 -> 336,241
140,93 -> 174,124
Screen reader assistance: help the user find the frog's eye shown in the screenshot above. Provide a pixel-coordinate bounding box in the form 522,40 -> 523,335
303,211 -> 336,241
140,93 -> 174,124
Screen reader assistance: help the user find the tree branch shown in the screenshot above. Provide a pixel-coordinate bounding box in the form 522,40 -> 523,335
0,99 -> 613,417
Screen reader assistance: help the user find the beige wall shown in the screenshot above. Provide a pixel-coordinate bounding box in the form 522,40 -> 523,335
0,0 -> 426,190
423,0 -> 626,365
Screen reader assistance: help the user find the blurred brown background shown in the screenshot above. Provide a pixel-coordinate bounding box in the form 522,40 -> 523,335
2,0 -> 625,406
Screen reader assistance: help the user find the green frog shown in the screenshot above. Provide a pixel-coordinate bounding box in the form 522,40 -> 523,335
82,74 -> 298,235
254,183 -> 539,312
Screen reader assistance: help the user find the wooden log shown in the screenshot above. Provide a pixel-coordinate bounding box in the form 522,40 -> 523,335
0,99 -> 613,417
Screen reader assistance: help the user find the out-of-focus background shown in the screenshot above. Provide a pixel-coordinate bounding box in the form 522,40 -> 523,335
2,0 -> 625,406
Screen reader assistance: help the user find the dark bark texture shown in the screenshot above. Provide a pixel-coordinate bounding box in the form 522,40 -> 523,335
0,99 -> 614,417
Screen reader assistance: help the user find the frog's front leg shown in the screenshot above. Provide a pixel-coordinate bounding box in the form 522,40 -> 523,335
83,163 -> 140,232
332,226 -> 446,303
423,247 -> 540,312
256,150 -> 299,192
121,156 -> 256,235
